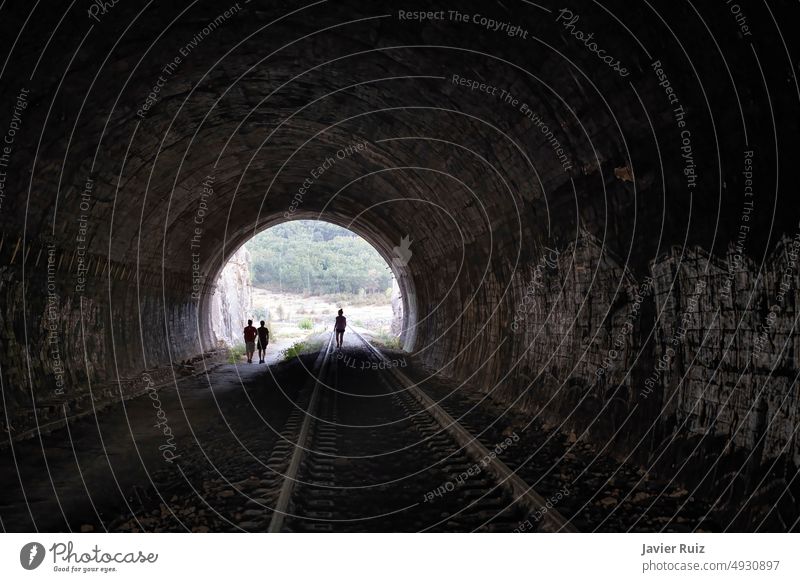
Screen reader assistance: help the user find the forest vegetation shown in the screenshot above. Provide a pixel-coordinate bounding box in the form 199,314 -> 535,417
245,220 -> 393,297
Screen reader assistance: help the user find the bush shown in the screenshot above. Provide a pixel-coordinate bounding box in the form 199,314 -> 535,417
282,338 -> 324,361
282,341 -> 307,361
298,318 -> 313,330
319,292 -> 390,306
378,335 -> 402,350
372,329 -> 402,350
227,343 -> 246,364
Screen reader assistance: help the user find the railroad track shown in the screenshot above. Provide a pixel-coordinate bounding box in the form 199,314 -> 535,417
264,330 -> 577,533
103,333 -> 704,533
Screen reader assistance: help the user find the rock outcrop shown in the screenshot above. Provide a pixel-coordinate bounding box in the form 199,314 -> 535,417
211,246 -> 253,346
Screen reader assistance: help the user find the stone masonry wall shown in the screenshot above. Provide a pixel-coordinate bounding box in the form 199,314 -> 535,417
0,238 -> 215,440
430,231 -> 800,524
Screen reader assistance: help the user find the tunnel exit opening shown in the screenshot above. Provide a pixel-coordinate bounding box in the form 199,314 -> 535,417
208,219 -> 409,359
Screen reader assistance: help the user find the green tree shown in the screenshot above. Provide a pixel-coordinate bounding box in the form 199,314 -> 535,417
244,220 -> 392,295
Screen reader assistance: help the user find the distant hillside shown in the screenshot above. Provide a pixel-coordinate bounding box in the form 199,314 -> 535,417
245,220 -> 392,295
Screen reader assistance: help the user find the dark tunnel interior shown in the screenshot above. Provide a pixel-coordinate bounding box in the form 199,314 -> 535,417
1,0 -> 799,535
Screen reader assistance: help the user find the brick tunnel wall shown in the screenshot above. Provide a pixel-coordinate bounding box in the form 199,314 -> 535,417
0,239 -> 209,435
419,229 -> 800,522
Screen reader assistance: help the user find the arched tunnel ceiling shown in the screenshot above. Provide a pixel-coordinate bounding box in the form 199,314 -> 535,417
9,0 -> 793,282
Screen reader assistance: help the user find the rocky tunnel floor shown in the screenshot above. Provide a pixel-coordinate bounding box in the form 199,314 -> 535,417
1,340 -> 719,533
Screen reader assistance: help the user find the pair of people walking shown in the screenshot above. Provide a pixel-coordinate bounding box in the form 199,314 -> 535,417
242,319 -> 269,364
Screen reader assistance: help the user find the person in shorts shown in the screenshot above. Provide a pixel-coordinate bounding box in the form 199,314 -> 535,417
334,309 -> 346,349
243,320 -> 257,363
257,320 -> 270,364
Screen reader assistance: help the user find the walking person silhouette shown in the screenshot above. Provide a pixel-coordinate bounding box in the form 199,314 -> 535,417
243,319 -> 257,363
334,309 -> 346,349
257,320 -> 269,364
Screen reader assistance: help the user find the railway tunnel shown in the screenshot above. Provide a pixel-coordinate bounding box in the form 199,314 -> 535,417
1,0 -> 799,532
